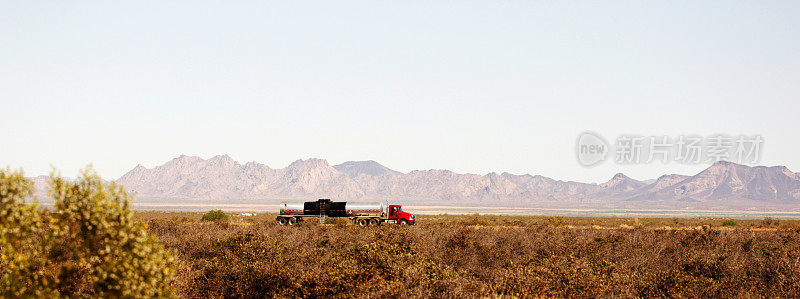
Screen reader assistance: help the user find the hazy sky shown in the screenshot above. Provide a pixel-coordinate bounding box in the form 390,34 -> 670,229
2,1 -> 799,183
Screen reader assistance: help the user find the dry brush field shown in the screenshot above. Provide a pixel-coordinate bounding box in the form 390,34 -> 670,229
140,212 -> 800,298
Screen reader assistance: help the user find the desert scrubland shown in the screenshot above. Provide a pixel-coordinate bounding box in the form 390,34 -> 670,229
142,212 -> 800,298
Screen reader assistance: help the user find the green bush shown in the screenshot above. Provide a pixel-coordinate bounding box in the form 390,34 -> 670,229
0,167 -> 176,297
762,217 -> 778,227
202,210 -> 228,222
722,220 -> 738,227
0,168 -> 57,297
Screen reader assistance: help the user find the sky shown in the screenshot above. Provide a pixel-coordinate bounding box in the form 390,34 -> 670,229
1,1 -> 799,183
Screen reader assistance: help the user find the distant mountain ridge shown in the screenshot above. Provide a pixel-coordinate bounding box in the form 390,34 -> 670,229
107,155 -> 800,210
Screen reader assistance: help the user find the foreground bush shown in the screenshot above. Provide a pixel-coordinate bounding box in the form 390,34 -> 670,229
0,168 -> 176,297
0,169 -> 56,297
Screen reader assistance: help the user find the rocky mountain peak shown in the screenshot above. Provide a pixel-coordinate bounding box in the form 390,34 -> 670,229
283,159 -> 337,180
599,172 -> 645,193
168,154 -> 203,166
656,174 -> 689,183
208,154 -> 237,166
334,160 -> 402,178
289,158 -> 331,169
602,173 -> 635,185
708,160 -> 739,171
612,173 -> 628,180
243,160 -> 271,169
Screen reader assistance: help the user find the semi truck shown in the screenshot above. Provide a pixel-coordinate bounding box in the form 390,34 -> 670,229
276,198 -> 415,226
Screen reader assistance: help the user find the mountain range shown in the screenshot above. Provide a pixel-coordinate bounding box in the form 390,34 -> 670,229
88,155 -> 800,211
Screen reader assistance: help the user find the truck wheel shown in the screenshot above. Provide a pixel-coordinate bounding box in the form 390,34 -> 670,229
288,217 -> 297,226
399,219 -> 408,225
358,218 -> 368,227
369,218 -> 380,226
278,217 -> 288,226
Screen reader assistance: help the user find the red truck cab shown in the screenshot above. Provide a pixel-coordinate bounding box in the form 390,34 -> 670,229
387,204 -> 415,225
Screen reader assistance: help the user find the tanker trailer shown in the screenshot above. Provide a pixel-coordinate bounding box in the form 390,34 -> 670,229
276,198 -> 415,226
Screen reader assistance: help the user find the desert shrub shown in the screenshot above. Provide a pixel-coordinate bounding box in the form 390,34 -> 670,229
546,216 -> 567,227
762,217 -> 778,227
0,168 -> 58,297
201,210 -> 228,222
323,217 -> 348,226
722,220 -> 738,227
681,254 -> 728,280
0,167 -> 176,297
459,213 -> 490,226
